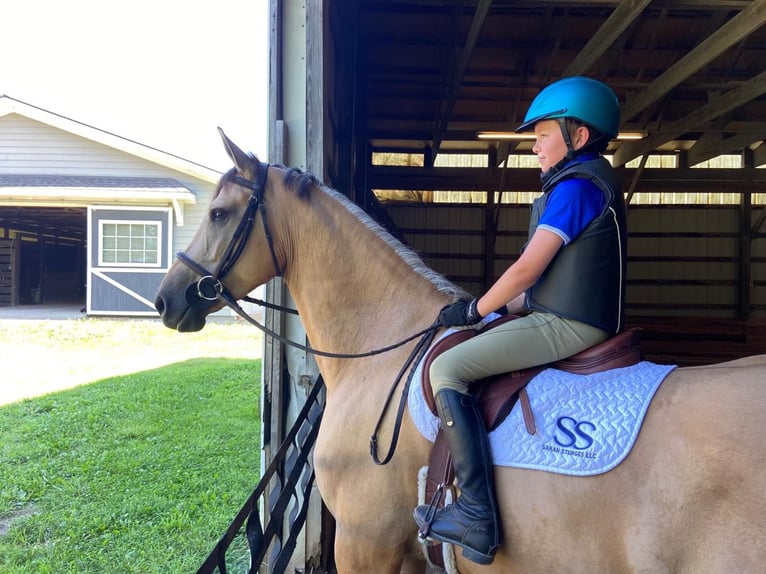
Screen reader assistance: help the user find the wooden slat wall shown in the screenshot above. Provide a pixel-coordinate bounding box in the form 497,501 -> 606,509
385,203 -> 766,365
0,238 -> 16,306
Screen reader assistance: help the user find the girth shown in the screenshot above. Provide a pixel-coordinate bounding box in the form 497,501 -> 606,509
419,316 -> 642,570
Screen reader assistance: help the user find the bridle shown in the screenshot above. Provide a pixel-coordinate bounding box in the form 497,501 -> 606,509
177,161 -> 282,306
175,161 -> 442,465
175,162 -> 440,357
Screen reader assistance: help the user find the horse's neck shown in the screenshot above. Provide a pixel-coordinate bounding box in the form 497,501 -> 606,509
283,191 -> 446,377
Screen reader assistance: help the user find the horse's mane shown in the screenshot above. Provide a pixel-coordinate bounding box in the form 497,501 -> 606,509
280,167 -> 468,300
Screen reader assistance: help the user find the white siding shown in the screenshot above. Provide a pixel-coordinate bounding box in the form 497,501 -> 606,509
0,113 -> 219,256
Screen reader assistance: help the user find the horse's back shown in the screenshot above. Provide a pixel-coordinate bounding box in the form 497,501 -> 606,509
488,359 -> 766,574
637,362 -> 766,570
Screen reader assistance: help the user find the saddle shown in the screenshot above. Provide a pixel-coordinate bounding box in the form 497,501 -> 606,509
419,316 -> 642,570
421,315 -> 643,432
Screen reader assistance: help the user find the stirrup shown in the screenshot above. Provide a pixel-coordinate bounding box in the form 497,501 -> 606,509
416,482 -> 445,539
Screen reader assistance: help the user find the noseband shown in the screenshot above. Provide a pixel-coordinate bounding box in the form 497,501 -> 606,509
177,162 -> 282,307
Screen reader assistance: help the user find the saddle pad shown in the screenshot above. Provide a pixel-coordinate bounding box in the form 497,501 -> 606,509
408,358 -> 676,476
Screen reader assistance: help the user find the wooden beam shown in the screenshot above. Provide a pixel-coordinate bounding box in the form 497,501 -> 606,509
687,130 -> 766,167
431,0 -> 492,156
739,175 -> 752,319
620,0 -> 766,121
624,153 -> 648,205
368,165 -> 766,192
563,0 -> 652,76
614,69 -> 766,166
751,141 -> 766,167
505,1 -> 753,6
751,207 -> 766,235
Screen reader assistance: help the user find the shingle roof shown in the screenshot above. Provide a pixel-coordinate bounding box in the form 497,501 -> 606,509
0,174 -> 195,194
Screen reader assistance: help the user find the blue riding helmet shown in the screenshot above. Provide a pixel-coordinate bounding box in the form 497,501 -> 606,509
516,76 -> 620,138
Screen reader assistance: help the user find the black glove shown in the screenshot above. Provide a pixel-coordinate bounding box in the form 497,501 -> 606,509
438,298 -> 483,327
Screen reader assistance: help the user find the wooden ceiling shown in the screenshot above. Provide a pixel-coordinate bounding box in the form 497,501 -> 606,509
0,207 -> 86,243
357,0 -> 766,167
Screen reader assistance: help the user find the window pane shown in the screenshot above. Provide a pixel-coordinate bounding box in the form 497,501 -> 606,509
100,220 -> 162,267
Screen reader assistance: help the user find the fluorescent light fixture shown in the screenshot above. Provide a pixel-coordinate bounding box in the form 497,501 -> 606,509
477,132 -> 532,140
477,131 -> 646,141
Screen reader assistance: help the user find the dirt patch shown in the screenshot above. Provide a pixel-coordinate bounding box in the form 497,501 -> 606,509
0,505 -> 38,536
0,316 -> 263,406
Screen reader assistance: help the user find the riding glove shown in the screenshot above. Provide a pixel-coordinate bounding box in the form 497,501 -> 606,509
439,298 -> 483,327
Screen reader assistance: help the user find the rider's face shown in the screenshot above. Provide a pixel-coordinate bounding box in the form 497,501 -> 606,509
532,119 -> 568,173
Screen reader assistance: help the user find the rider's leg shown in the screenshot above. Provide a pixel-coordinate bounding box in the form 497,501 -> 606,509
414,313 -> 607,564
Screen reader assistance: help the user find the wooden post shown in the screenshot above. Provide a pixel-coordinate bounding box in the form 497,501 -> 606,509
739,149 -> 754,320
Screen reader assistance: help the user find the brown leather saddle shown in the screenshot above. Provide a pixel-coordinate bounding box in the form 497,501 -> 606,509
419,316 -> 642,569
421,315 -> 643,433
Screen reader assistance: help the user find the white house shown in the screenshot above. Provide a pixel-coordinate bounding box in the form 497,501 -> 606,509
0,95 -> 223,315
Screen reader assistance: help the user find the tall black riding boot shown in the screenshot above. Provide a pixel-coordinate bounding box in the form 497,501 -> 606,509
413,389 -> 502,565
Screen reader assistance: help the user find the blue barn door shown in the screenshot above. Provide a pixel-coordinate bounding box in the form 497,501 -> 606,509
87,206 -> 172,316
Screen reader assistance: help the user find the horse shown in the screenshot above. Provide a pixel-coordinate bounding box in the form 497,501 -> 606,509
155,131 -> 766,573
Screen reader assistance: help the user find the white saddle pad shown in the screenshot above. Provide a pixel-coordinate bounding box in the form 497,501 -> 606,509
408,350 -> 676,476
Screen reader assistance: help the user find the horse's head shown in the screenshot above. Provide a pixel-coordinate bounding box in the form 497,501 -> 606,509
155,129 -> 282,332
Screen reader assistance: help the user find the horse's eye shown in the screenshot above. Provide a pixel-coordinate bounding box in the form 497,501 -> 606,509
210,208 -> 228,222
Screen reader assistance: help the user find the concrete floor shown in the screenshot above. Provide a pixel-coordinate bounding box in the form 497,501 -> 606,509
0,303 -> 86,321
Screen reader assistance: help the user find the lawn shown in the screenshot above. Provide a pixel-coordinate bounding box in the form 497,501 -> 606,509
0,318 -> 263,573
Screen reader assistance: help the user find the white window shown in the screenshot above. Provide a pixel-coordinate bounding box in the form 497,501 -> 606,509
99,220 -> 161,267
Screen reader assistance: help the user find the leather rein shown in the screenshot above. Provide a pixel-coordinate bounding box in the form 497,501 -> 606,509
175,163 -> 441,464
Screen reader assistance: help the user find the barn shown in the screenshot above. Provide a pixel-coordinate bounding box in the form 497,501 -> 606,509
5,1 -> 765,571
238,1 -> 766,573
0,95 -> 221,315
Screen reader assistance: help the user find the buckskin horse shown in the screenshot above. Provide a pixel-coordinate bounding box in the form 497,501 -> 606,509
155,131 -> 766,573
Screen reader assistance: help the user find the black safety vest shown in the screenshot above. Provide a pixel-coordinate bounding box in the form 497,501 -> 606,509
524,157 -> 627,334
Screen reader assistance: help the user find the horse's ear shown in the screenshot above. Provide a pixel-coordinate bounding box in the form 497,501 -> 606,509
218,127 -> 259,174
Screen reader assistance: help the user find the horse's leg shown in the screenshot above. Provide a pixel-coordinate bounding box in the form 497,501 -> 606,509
333,524 -> 410,573
330,491 -> 432,573
314,376 -> 436,573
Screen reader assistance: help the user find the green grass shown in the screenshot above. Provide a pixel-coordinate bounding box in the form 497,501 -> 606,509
0,357 -> 261,573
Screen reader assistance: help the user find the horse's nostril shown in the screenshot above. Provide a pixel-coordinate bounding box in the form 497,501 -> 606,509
155,296 -> 165,315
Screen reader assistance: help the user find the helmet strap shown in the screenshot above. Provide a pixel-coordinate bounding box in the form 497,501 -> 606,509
541,118 -> 578,185
557,118 -> 577,162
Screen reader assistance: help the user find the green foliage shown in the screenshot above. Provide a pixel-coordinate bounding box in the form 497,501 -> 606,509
0,358 -> 261,573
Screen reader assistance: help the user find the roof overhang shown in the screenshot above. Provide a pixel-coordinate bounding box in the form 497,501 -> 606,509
0,175 -> 196,224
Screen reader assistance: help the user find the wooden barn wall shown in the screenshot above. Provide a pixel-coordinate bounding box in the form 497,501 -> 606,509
384,203 -> 766,321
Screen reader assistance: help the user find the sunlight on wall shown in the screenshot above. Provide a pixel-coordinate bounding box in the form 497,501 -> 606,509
372,152 -> 763,206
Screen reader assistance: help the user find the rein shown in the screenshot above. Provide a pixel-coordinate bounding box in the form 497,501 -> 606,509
221,284 -> 440,360
176,162 -> 444,463
210,278 -> 439,465
369,323 -> 438,465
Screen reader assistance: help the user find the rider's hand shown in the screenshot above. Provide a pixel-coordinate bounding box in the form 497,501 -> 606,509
438,298 -> 483,327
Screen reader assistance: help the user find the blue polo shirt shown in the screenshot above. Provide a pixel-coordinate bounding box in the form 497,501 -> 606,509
537,156 -> 606,245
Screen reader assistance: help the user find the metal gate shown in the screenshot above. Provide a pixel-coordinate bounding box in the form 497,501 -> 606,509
196,376 -> 325,574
